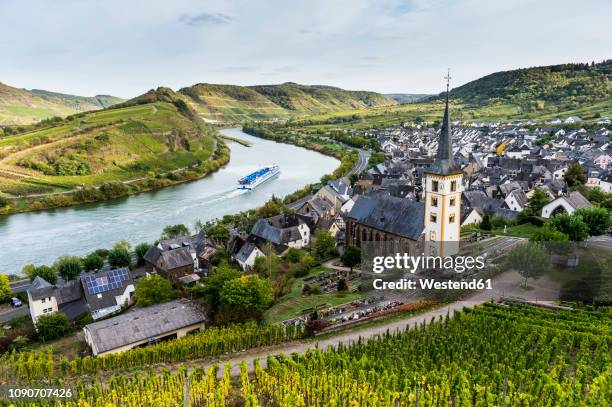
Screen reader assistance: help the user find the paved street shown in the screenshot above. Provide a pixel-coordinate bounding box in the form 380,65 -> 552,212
0,306 -> 28,324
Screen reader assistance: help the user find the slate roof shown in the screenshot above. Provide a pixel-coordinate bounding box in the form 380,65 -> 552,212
160,246 -> 193,270
347,195 -> 424,240
84,299 -> 205,354
251,215 -> 304,246
566,191 -> 592,209
29,276 -> 55,301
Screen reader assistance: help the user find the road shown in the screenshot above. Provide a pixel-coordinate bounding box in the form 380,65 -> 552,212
10,279 -> 31,293
0,306 -> 28,324
347,149 -> 370,176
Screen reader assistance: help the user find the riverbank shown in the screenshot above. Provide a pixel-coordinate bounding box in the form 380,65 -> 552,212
0,139 -> 230,215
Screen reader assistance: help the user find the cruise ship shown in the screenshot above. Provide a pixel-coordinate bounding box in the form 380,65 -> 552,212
237,164 -> 280,190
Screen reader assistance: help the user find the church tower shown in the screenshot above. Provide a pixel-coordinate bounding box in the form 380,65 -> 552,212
423,70 -> 463,256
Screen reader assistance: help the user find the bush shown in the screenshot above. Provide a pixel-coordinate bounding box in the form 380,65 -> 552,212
82,253 -> 104,271
575,207 -> 611,236
55,256 -> 83,280
36,312 -> 73,342
135,242 -> 152,266
108,243 -> 131,268
135,275 -> 177,307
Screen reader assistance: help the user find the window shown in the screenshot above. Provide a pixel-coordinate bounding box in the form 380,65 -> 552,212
450,198 -> 456,207
431,196 -> 438,207
432,180 -> 439,192
449,214 -> 456,223
451,180 -> 457,192
430,214 -> 437,223
41,298 -> 46,303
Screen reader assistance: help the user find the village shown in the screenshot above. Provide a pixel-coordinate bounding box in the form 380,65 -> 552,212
8,98 -> 611,359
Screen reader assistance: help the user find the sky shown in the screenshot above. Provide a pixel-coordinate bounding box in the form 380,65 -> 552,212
1,0 -> 611,98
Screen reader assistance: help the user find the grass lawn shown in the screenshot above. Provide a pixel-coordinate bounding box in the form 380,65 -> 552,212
492,223 -> 541,238
264,266 -> 362,324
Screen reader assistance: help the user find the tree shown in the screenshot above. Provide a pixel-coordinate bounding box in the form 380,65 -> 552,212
564,162 -> 587,187
190,262 -> 240,311
0,274 -> 11,300
285,248 -> 303,263
134,275 -> 177,307
35,312 -> 73,341
55,256 -> 83,280
135,242 -> 152,266
82,253 -> 104,272
548,213 -> 589,241
479,213 -> 492,231
341,246 -> 361,273
528,188 -> 549,214
24,265 -> 57,284
219,275 -> 274,319
531,224 -> 569,242
108,242 -> 131,268
575,207 -> 611,236
313,229 -> 337,261
504,242 -> 551,287
161,224 -> 190,240
206,223 -> 230,249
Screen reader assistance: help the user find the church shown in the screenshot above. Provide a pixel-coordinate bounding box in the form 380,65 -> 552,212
345,73 -> 463,257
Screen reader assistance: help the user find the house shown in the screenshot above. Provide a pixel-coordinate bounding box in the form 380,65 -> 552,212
504,189 -> 529,212
252,213 -> 310,248
143,231 -> 215,284
461,207 -> 484,226
564,116 -> 581,124
233,213 -> 311,270
541,191 -> 593,218
81,268 -> 143,320
27,277 -> 88,324
592,172 -> 612,193
83,298 -> 205,356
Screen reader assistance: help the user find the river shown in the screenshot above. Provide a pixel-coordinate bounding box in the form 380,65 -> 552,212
0,128 -> 339,275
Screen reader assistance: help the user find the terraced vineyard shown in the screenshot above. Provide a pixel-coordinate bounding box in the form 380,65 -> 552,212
0,89 -> 223,213
2,303 -> 609,406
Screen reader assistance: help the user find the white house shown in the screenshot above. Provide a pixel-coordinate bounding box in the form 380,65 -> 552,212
564,116 -> 581,124
541,191 -> 593,218
592,172 -> 612,193
461,208 -> 484,226
504,189 -> 529,212
27,277 -> 59,323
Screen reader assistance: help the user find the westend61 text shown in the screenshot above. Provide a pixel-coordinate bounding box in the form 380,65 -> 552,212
373,278 -> 493,291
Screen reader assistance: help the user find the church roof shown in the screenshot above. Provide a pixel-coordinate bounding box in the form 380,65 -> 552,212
347,195 -> 424,240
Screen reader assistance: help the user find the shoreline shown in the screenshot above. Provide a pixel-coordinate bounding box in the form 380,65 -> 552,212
0,140 -> 231,216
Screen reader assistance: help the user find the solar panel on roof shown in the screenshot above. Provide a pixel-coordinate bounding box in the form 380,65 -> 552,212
85,268 -> 129,295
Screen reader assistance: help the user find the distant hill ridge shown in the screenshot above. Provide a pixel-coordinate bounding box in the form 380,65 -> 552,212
177,82 -> 397,122
446,60 -> 611,112
0,82 -> 124,125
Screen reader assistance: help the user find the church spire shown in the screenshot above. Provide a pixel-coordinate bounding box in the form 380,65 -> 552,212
431,68 -> 458,174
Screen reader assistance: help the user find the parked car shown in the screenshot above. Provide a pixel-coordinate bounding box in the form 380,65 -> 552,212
10,298 -> 22,308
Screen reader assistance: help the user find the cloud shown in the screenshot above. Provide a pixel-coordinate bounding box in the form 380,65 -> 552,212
179,12 -> 233,26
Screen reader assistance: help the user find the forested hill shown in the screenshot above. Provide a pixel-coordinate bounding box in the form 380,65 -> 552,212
178,82 -> 397,122
0,82 -> 123,125
446,60 -> 611,111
